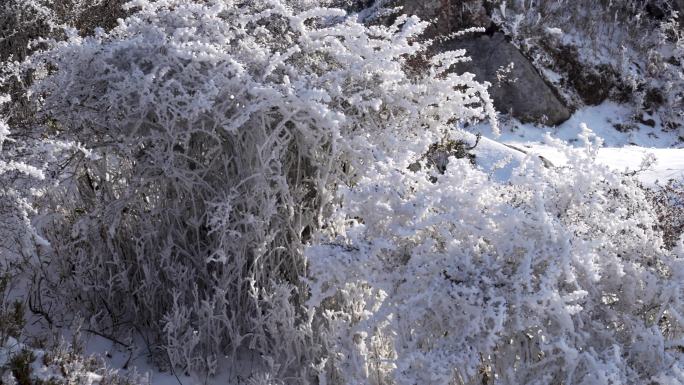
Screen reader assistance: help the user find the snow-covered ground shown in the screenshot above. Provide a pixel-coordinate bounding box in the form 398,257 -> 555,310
472,102 -> 684,185
80,334 -> 265,385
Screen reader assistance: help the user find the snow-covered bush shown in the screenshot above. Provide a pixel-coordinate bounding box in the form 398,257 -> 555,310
24,0 -> 495,379
1,0 -> 128,142
492,0 -> 673,44
490,0 -> 684,131
0,330 -> 150,385
307,127 -> 684,384
0,273 -> 24,347
0,114 -> 49,263
0,0 -> 128,262
0,97 -> 96,266
16,0 -> 682,383
0,0 -> 127,61
0,0 -> 61,63
648,12 -> 684,129
648,178 -> 684,250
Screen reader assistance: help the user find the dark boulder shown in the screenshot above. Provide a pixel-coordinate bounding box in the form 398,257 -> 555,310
441,33 -> 571,125
385,1 -> 571,125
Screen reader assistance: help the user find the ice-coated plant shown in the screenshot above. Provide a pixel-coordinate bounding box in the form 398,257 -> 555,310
306,126 -> 684,384
12,0 -> 682,383
490,0 -> 684,132
23,0 -> 496,380
0,115 -> 49,264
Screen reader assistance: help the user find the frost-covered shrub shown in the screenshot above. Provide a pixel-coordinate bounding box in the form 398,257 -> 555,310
0,331 -> 150,385
647,12 -> 684,129
307,127 -> 684,384
0,273 -> 25,347
25,0 -> 495,379
648,179 -> 684,249
492,0 -> 673,44
389,0 -> 492,36
0,0 -> 128,251
490,0 -> 684,130
0,0 -> 60,63
0,0 -> 127,65
0,0 -> 128,137
0,116 -> 48,263
0,102 -> 94,265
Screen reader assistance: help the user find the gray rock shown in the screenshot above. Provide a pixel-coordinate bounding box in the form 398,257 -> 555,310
386,1 -> 570,125
440,33 -> 571,125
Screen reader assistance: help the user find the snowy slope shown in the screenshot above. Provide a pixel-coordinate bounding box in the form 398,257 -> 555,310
471,102 -> 684,185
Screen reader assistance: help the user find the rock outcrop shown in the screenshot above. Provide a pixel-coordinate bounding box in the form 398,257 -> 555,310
390,1 -> 571,125
441,33 -> 571,125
